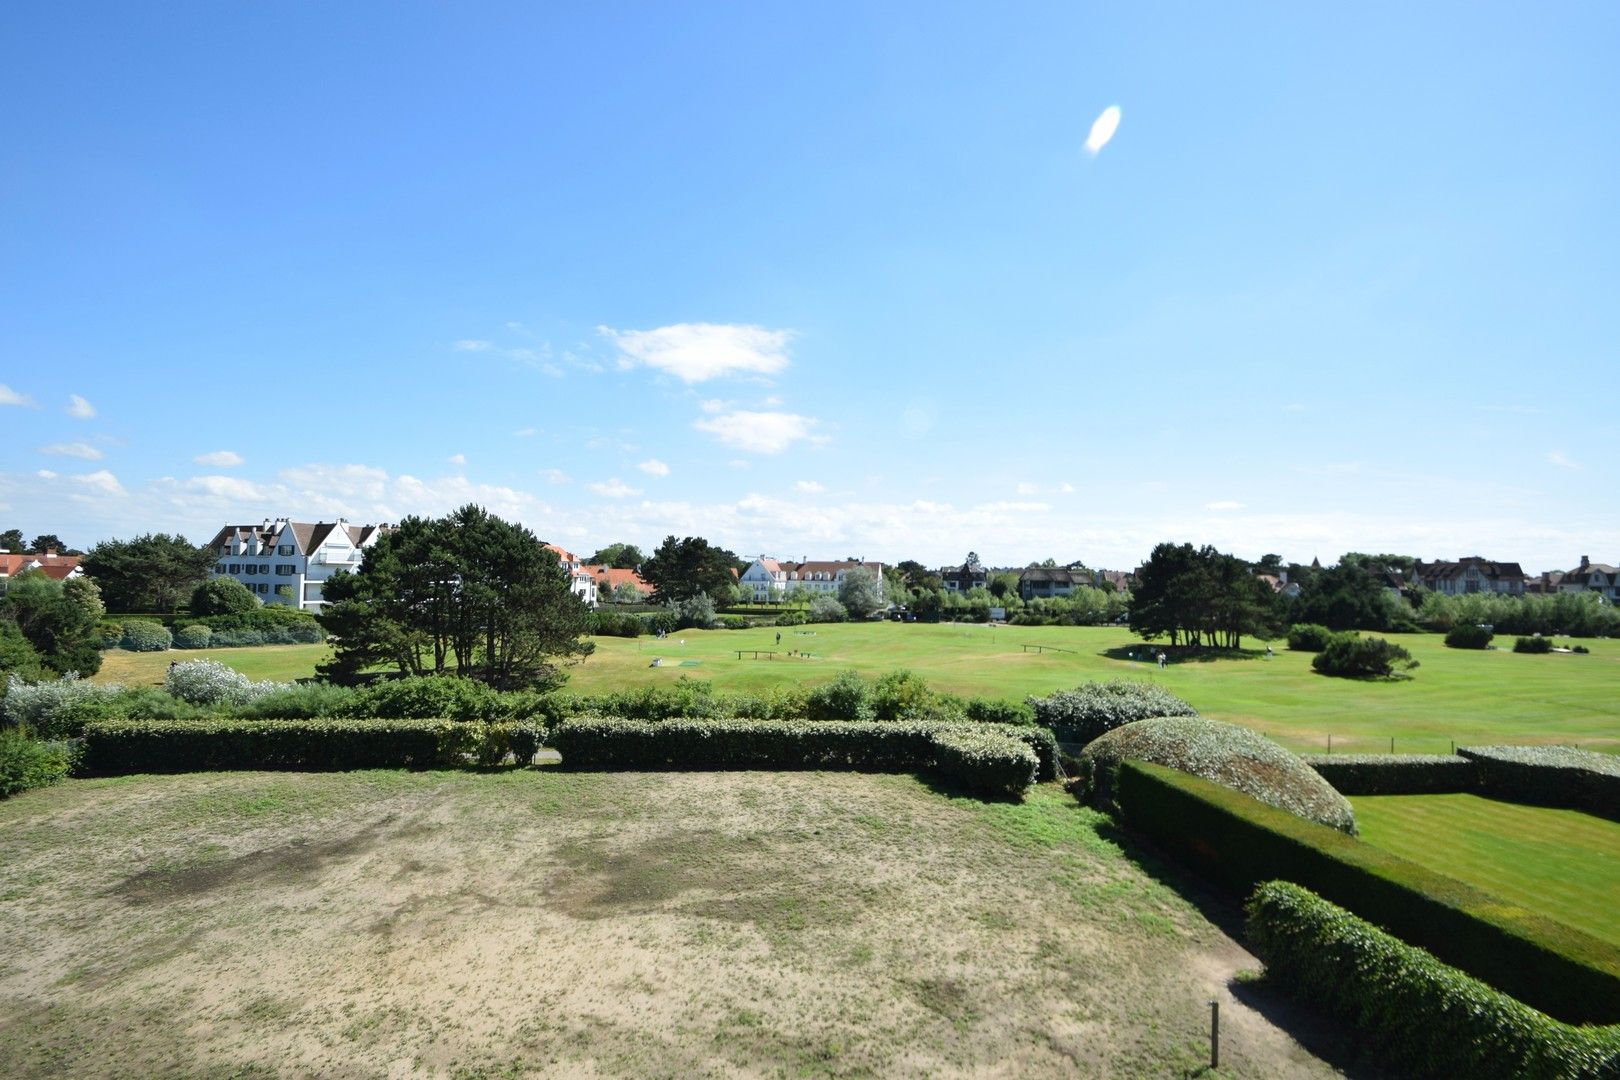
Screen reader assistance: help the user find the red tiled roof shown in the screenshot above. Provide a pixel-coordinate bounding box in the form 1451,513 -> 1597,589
583,565 -> 651,594
0,553 -> 82,581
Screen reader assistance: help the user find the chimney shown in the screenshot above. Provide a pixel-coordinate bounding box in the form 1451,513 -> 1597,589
1581,555 -> 1590,570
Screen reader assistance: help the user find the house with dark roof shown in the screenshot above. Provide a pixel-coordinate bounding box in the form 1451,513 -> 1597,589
1558,557 -> 1620,602
208,518 -> 391,612
1411,556 -> 1526,597
936,559 -> 988,593
1018,567 -> 1090,600
0,550 -> 83,596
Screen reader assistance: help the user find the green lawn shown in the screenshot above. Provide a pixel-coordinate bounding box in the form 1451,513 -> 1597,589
1352,793 -> 1620,948
94,642 -> 334,686
89,623 -> 1620,754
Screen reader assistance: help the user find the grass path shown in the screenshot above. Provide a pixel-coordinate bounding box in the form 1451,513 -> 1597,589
1352,793 -> 1620,947
0,771 -> 1343,1078
91,623 -> 1620,755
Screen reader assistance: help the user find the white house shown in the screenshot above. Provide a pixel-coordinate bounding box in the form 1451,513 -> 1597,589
739,557 -> 884,602
1411,557 -> 1525,597
208,518 -> 390,612
544,544 -> 599,606
1559,556 -> 1620,603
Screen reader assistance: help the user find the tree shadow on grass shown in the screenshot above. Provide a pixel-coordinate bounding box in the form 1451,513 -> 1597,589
1100,644 -> 1268,666
1089,812 -> 1386,1079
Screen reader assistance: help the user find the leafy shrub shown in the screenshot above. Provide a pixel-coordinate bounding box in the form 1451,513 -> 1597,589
1301,754 -> 1476,795
963,697 -> 1035,726
94,620 -> 123,649
1113,760 -> 1620,1024
930,726 -> 1038,799
871,669 -> 934,722
1027,680 -> 1197,745
504,722 -> 544,765
637,611 -> 678,636
805,669 -> 875,722
715,615 -> 749,630
164,659 -> 284,707
113,686 -> 205,721
234,682 -> 360,720
173,624 -> 213,649
579,678 -> 723,722
550,716 -> 1036,799
210,629 -> 265,648
1311,634 -> 1417,678
1514,635 -> 1554,654
80,717 -> 482,774
773,610 -> 807,627
806,594 -> 847,623
1077,716 -> 1356,833
1286,623 -> 1336,652
0,729 -> 73,798
1247,881 -> 1620,1079
718,683 -> 810,721
119,620 -> 172,652
588,610 -> 644,638
285,620 -> 324,644
1,673 -> 126,739
1445,623 -> 1494,649
1574,644 -> 1591,654
998,724 -> 1058,782
1458,745 -> 1620,822
345,675 -> 512,722
666,594 -> 717,630
189,577 -> 261,616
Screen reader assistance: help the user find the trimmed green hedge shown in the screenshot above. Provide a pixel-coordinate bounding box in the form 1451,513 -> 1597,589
1,730 -> 73,798
1459,745 -> 1620,823
1301,753 -> 1477,795
80,717 -> 483,774
549,716 -> 1037,799
1114,760 -> 1620,1024
1248,882 -> 1620,1079
1515,635 -> 1555,654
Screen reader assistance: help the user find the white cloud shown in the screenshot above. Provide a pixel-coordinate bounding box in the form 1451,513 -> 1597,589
1205,500 -> 1245,511
452,339 -> 492,352
637,458 -> 671,477
40,442 -> 104,460
193,450 -> 245,468
448,453 -> 467,466
0,384 -> 39,408
1059,482 -> 1076,494
514,427 -> 537,437
36,469 -> 58,480
601,323 -> 792,383
692,410 -> 822,454
187,475 -> 268,500
1015,481 -> 1040,496
588,478 -> 641,498
542,468 -> 571,485
1547,451 -> 1580,470
66,394 -> 96,419
1085,105 -> 1122,155
699,398 -> 731,414
73,470 -> 126,497
794,480 -> 825,493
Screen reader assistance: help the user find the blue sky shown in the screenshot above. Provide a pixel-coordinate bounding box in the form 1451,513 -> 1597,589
2,2 -> 1616,570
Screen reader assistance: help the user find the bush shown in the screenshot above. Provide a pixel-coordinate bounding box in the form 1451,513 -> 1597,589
1311,634 -> 1417,678
119,620 -> 172,652
1574,644 -> 1591,654
578,678 -> 723,722
773,610 -> 808,627
93,620 -> 123,650
1445,623 -> 1494,649
233,682 -> 360,720
962,697 -> 1035,727
806,594 -> 847,623
666,594 -> 717,630
1247,881 -> 1620,1079
1,673 -> 126,739
1286,623 -> 1336,652
637,611 -> 678,636
1458,745 -> 1620,822
715,615 -> 749,630
0,729 -> 73,798
930,726 -> 1038,799
1028,681 -> 1197,745
805,669 -> 875,722
871,669 -> 934,722
189,577 -> 261,616
164,659 -> 283,707
1301,754 -> 1476,795
1077,716 -> 1356,833
549,716 -> 1036,800
79,717 -> 481,774
588,610 -> 644,638
345,675 -> 513,722
1113,760 -> 1620,1024
1515,635 -> 1554,654
209,629 -> 265,648
173,624 -> 213,649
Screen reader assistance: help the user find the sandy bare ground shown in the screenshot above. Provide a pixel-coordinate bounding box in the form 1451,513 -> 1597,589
0,770 -> 1354,1078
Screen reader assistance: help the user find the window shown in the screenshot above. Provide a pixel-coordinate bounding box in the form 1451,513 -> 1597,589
229,563 -> 241,573
279,545 -> 294,556
276,564 -> 297,576
216,564 -> 226,574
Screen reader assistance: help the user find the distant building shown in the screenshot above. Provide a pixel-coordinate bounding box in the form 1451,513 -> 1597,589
937,559 -> 988,593
1558,556 -> 1620,603
1096,569 -> 1135,595
209,519 -> 390,612
0,550 -> 83,596
584,564 -> 652,602
1018,567 -> 1088,600
1525,570 -> 1566,595
739,557 -> 885,602
1411,556 -> 1526,597
543,544 -> 599,606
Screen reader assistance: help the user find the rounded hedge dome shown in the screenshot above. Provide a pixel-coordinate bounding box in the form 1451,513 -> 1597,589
1076,716 -> 1356,834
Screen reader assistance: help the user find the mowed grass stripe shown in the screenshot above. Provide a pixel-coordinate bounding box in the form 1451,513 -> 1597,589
1351,793 -> 1620,948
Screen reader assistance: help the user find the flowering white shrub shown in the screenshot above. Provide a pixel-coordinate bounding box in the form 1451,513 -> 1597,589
163,659 -> 287,708
2,673 -> 124,739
